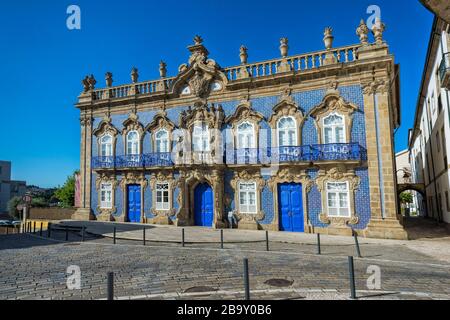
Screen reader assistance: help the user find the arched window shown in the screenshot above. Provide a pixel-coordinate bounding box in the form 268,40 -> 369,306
323,113 -> 345,144
126,131 -> 140,155
237,122 -> 255,149
100,134 -> 113,157
277,117 -> 297,147
155,129 -> 169,153
192,123 -> 209,152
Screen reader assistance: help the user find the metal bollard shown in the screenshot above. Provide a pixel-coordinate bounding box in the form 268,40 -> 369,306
113,227 -> 116,244
6,226 -> 9,235
81,226 -> 85,242
107,272 -> 114,300
182,228 -> 185,247
317,233 -> 321,255
143,228 -> 146,246
65,227 -> 69,241
348,256 -> 357,299
47,223 -> 52,238
40,222 -> 43,237
220,229 -> 224,249
266,231 -> 269,252
33,221 -> 36,233
243,258 -> 250,300
353,230 -> 362,258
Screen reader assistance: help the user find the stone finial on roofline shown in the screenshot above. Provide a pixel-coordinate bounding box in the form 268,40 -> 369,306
82,74 -> 96,92
371,17 -> 386,45
159,61 -> 167,78
131,67 -> 139,83
356,19 -> 369,45
323,27 -> 334,50
105,72 -> 113,88
240,45 -> 248,65
279,38 -> 289,58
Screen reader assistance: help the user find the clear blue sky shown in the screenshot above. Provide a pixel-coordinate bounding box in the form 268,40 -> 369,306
0,0 -> 434,188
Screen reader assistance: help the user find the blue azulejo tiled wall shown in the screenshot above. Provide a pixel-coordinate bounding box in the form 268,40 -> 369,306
144,174 -> 153,219
353,167 -> 371,230
260,174 -> 275,225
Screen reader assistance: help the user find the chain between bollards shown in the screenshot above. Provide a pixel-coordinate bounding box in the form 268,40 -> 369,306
348,256 -> 357,299
243,258 -> 250,300
353,230 -> 362,258
317,233 -> 321,255
107,272 -> 114,300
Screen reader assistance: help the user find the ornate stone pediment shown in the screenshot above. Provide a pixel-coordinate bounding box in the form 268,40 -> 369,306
122,111 -> 145,135
93,114 -> 119,137
179,102 -> 225,130
268,88 -> 303,127
95,173 -> 119,221
145,110 -> 176,133
226,96 -> 265,126
268,168 -> 313,192
149,171 -> 176,218
171,36 -> 228,98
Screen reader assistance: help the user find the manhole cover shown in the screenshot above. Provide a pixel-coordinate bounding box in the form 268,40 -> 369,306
184,286 -> 217,293
264,279 -> 294,287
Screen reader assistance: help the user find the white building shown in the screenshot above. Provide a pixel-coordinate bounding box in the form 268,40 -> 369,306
409,16 -> 450,224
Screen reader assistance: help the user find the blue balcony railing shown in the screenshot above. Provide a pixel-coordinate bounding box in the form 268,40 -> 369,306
92,143 -> 366,169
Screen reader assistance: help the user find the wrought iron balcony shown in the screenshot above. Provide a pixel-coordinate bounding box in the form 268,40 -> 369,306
92,153 -> 174,169
439,53 -> 450,89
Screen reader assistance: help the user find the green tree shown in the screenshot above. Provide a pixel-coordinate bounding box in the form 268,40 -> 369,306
31,197 -> 48,208
7,196 -> 22,219
399,192 -> 413,204
54,172 -> 78,208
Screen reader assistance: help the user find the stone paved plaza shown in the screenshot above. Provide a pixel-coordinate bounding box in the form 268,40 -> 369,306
1,225 -> 450,300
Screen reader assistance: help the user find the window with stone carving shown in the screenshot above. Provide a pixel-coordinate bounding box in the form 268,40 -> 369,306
100,183 -> 113,209
100,134 -> 113,157
237,122 -> 255,149
277,116 -> 297,147
323,113 -> 345,144
192,123 -> 210,152
155,129 -> 169,153
238,182 -> 257,214
126,131 -> 140,155
326,182 -> 350,217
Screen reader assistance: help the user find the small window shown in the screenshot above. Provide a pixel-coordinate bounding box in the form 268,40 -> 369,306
192,123 -> 209,152
323,113 -> 345,144
127,131 -> 140,155
155,129 -> 169,153
326,182 -> 350,217
156,183 -> 170,211
277,117 -> 297,147
100,183 -> 113,209
211,81 -> 222,92
181,86 -> 191,95
239,182 -> 257,214
237,122 -> 255,149
100,134 -> 113,157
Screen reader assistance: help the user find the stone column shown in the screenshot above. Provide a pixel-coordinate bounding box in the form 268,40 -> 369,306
212,170 -> 226,229
72,112 -> 95,220
362,80 -> 407,239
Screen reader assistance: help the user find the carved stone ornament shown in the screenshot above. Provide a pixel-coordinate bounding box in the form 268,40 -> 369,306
356,19 -> 369,45
171,36 -> 228,98
93,113 -> 119,157
230,170 -> 266,223
80,115 -> 93,127
309,90 -> 358,144
362,79 -> 389,95
82,74 -> 96,93
315,165 -> 361,227
371,17 -> 386,45
95,173 -> 119,220
149,171 -> 176,218
119,172 -> 148,222
145,110 -> 176,152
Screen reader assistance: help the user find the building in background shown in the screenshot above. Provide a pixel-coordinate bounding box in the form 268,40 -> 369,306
0,161 -> 27,213
396,150 -> 412,184
408,16 -> 450,224
73,19 -> 407,239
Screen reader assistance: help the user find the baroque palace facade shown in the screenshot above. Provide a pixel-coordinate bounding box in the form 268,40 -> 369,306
73,19 -> 407,239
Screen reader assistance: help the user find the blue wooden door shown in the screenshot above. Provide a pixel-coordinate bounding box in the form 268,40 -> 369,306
127,185 -> 141,223
194,183 -> 214,227
278,183 -> 304,232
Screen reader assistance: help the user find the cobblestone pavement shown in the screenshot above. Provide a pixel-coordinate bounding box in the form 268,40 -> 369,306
0,233 -> 450,300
